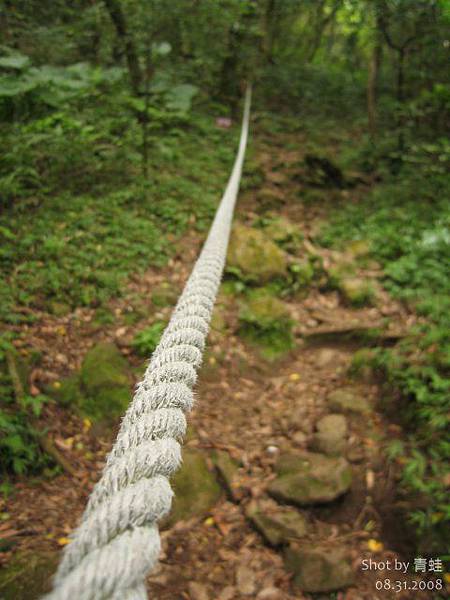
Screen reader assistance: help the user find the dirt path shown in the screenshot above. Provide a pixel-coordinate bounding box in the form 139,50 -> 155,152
1,124 -> 441,600
144,129 -> 433,600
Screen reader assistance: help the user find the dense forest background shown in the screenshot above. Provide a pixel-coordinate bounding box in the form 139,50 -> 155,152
0,0 -> 449,597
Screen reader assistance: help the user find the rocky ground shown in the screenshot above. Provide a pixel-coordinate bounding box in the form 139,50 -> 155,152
0,125 -> 445,599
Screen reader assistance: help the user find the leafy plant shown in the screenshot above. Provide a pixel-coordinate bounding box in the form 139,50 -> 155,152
132,321 -> 166,357
321,168 -> 450,551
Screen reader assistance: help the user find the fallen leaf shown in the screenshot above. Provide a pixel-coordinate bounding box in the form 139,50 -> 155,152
367,539 -> 384,552
0,529 -> 19,539
57,537 -> 71,546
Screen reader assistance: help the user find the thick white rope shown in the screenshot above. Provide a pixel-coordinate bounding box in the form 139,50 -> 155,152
45,87 -> 251,600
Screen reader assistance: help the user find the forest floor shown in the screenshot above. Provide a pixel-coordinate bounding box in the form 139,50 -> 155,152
0,118 -> 446,600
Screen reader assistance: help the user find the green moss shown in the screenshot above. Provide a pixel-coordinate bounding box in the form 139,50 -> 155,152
79,342 -> 130,422
263,216 -> 302,251
327,262 -> 355,289
227,224 -> 288,284
50,373 -> 83,407
339,277 -> 376,306
289,260 -> 314,288
0,551 -> 59,599
82,387 -> 129,422
349,348 -> 376,380
238,290 -> 294,359
81,342 -> 128,392
163,449 -> 221,527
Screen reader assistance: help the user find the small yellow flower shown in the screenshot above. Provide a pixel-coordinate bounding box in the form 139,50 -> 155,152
53,381 -> 61,389
57,537 -> 71,546
204,517 -> 214,527
367,539 -> 384,552
289,373 -> 300,382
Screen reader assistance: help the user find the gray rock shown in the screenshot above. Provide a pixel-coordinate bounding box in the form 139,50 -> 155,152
311,414 -> 348,456
268,451 -> 352,506
327,388 -> 371,414
246,503 -> 308,546
284,544 -> 354,592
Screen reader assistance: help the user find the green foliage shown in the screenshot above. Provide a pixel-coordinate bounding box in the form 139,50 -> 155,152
132,321 -> 166,357
321,169 -> 450,550
0,359 -> 49,477
0,51 -> 123,120
0,110 -> 236,323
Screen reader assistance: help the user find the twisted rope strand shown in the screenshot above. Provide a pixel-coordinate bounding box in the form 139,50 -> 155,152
45,87 -> 251,600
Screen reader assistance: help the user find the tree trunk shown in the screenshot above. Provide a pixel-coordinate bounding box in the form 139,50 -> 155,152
103,0 -> 142,94
367,38 -> 382,139
397,48 -> 405,152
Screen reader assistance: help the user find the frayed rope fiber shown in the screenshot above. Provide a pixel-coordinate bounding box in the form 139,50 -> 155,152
45,87 -> 251,600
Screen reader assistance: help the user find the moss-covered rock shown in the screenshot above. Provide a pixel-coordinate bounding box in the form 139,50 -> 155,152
227,224 -> 288,284
246,503 -> 308,547
339,277 -> 376,306
211,450 -> 242,500
325,252 -> 376,306
284,544 -> 354,592
0,551 -> 59,599
311,414 -> 348,456
264,216 -> 302,251
327,387 -> 371,414
163,448 -> 221,527
238,291 -> 294,359
268,451 -> 352,506
79,342 -> 130,422
326,260 -> 355,289
344,239 -> 371,259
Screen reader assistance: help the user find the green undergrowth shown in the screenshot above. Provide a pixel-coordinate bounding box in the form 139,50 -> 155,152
0,111 -> 237,326
320,169 -> 450,552
0,343 -> 51,477
0,59 -> 239,478
132,321 -> 166,357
